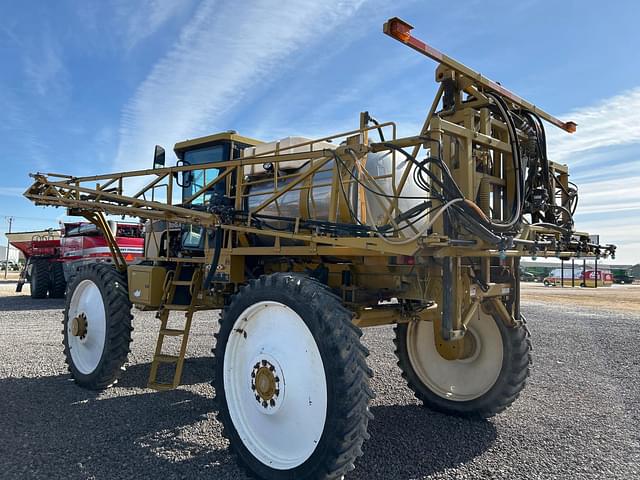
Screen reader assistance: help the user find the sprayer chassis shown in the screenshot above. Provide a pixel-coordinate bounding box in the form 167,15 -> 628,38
23,17 -> 616,479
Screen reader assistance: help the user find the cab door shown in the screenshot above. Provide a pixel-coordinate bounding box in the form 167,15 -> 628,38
181,143 -> 229,206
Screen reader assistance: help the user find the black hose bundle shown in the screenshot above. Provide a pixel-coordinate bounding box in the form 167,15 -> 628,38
483,92 -> 525,232
516,108 -> 578,231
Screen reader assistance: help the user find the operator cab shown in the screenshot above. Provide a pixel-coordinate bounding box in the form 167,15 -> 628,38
158,131 -> 262,254
173,131 -> 262,207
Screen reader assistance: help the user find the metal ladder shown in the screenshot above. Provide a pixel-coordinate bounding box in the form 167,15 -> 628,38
147,264 -> 200,391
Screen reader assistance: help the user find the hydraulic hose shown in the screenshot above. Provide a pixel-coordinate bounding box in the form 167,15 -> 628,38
483,92 -> 524,232
203,226 -> 223,289
375,198 -> 464,245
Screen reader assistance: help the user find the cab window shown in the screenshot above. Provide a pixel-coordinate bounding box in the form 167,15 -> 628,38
182,145 -> 227,205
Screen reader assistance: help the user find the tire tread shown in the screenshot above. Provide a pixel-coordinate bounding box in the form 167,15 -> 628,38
49,261 -> 67,298
30,258 -> 50,299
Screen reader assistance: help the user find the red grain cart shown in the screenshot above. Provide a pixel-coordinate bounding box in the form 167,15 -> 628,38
7,222 -> 144,299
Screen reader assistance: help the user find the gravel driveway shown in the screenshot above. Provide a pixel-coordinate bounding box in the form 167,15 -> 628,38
0,284 -> 638,479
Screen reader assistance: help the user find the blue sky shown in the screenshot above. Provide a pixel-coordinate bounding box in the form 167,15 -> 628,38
1,0 -> 639,264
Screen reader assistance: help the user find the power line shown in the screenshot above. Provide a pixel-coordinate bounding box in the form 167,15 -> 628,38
0,213 -> 60,222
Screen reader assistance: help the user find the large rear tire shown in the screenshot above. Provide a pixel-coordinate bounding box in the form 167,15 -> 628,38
63,263 -> 133,390
214,273 -> 373,479
49,262 -> 67,298
30,259 -> 50,299
394,310 -> 531,418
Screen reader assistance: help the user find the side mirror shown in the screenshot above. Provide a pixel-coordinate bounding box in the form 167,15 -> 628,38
153,145 -> 165,169
174,159 -> 192,188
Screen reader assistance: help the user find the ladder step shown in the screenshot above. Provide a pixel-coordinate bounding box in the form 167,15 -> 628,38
163,304 -> 191,311
155,354 -> 180,363
160,328 -> 185,336
148,265 -> 199,391
148,381 -> 176,392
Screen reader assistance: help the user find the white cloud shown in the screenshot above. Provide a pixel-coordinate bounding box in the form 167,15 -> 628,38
546,88 -> 640,264
0,91 -> 50,170
574,176 -> 640,215
115,0 -> 190,50
547,87 -> 640,164
23,36 -> 70,99
0,187 -> 25,197
0,23 -> 21,46
114,0 -> 366,171
573,159 -> 640,183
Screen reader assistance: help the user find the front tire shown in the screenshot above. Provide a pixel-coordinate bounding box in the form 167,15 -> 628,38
214,273 -> 373,479
63,263 -> 133,390
395,309 -> 531,418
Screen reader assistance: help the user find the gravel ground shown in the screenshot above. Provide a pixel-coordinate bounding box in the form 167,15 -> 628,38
0,282 -> 638,479
521,282 -> 640,313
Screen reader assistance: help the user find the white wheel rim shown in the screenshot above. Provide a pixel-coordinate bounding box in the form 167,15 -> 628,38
406,310 -> 503,401
223,301 -> 327,470
67,279 -> 107,374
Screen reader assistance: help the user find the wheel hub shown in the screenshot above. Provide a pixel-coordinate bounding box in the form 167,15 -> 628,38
250,357 -> 283,413
255,366 -> 276,400
459,328 -> 479,362
71,313 -> 88,339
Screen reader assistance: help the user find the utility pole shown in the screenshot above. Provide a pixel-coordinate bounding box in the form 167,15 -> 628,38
4,216 -> 14,279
